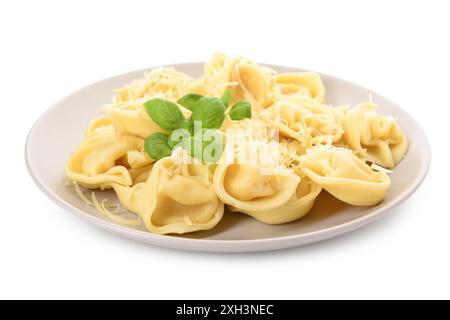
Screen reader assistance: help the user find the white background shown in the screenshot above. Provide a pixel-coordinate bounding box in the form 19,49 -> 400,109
1,0 -> 449,299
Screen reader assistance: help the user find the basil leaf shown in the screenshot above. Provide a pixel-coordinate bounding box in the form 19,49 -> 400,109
143,98 -> 185,131
190,97 -> 226,129
229,100 -> 252,120
179,118 -> 194,135
220,89 -> 232,107
144,133 -> 172,160
168,128 -> 191,149
177,93 -> 203,111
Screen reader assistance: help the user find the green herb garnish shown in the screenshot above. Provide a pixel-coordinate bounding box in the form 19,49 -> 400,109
220,89 -> 233,107
143,98 -> 184,131
144,133 -> 172,160
229,100 -> 252,120
177,93 -> 203,111
190,97 -> 226,129
143,92 -> 250,162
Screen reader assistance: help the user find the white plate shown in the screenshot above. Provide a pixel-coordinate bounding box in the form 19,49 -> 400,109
25,63 -> 431,252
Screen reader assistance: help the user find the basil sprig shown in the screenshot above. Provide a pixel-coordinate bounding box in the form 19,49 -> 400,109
143,91 -> 252,161
143,98 -> 184,130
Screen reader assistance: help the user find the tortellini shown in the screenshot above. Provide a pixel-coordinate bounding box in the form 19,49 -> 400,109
126,149 -> 153,169
198,52 -> 276,111
230,61 -> 275,112
103,99 -> 192,139
260,96 -> 345,147
111,154 -> 224,234
65,133 -> 151,189
106,68 -> 196,139
128,165 -> 153,184
228,175 -> 322,224
85,116 -> 115,138
102,99 -> 169,139
213,157 -> 300,214
300,147 -> 391,206
275,72 -> 325,103
342,103 -> 408,169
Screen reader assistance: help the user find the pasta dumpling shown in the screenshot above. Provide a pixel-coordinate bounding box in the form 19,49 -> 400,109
65,134 -> 150,189
300,147 -> 391,206
275,72 -> 325,103
128,165 -> 153,185
260,96 -> 345,147
102,99 -> 169,139
85,116 -> 115,138
125,149 -> 153,169
229,175 -> 322,224
102,99 -> 191,139
112,152 -> 224,234
230,61 -> 275,112
105,68 -> 195,139
213,150 -> 300,213
343,103 -> 408,169
200,52 -> 275,111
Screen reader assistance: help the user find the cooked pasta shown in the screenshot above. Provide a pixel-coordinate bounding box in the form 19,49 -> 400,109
65,52 -> 408,234
110,150 -> 224,234
342,103 -> 408,168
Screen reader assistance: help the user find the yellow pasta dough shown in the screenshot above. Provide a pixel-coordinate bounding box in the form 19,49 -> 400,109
342,103 -> 408,169
65,133 -> 151,189
275,72 -> 325,103
111,153 -> 224,234
103,98 -> 192,139
228,175 -> 322,224
102,99 -> 169,139
85,116 -> 115,138
230,61 -> 275,112
300,147 -> 391,206
128,164 -> 153,184
199,52 -> 275,111
260,96 -> 345,148
213,146 -> 300,213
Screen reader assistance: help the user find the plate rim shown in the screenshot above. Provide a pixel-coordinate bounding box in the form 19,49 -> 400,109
25,62 -> 432,252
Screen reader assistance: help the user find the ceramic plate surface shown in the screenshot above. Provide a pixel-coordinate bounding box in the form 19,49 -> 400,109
25,63 -> 430,252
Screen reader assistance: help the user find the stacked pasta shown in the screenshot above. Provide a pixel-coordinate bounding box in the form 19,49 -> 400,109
65,52 -> 408,234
